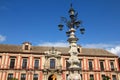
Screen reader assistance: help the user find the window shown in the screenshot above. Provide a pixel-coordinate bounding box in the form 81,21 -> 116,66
66,59 -> 70,69
110,61 -> 114,71
22,58 -> 27,69
0,57 -> 1,69
79,60 -> 82,70
50,59 -> 55,69
25,45 -> 29,50
10,59 -> 15,69
33,74 -> 38,80
34,59 -> 39,69
90,74 -> 94,80
89,60 -> 93,70
100,61 -> 104,71
7,73 -> 13,80
112,75 -> 116,80
21,74 -> 26,80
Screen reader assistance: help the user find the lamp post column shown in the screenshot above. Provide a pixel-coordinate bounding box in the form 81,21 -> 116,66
58,4 -> 85,80
67,28 -> 81,80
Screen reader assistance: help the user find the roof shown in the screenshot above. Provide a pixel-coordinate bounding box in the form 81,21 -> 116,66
0,44 -> 118,57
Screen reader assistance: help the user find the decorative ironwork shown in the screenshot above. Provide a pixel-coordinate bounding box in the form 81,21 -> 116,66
58,4 -> 85,36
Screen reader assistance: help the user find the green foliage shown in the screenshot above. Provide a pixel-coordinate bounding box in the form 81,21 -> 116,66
10,78 -> 18,80
103,76 -> 110,80
90,78 -> 94,80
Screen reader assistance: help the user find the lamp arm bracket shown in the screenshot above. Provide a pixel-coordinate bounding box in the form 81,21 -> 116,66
61,17 -> 67,23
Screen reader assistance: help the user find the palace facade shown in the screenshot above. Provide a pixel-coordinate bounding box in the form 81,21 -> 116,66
0,42 -> 119,80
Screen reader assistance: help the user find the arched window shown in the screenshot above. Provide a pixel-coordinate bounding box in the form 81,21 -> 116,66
48,74 -> 57,80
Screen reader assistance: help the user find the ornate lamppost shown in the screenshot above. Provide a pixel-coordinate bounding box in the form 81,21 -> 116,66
58,4 -> 85,80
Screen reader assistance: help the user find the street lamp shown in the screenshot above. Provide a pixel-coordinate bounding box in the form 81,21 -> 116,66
80,27 -> 85,34
58,4 -> 85,35
69,5 -> 75,19
58,4 -> 85,80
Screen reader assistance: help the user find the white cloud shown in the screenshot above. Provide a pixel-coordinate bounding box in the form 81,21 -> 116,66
0,35 -> 6,42
38,42 -> 69,47
107,46 -> 120,56
82,43 -> 120,57
82,43 -> 114,49
38,42 -> 120,56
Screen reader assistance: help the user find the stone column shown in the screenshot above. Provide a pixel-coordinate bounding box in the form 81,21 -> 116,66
1,53 -> 5,68
0,71 -> 2,80
2,71 -> 7,80
17,54 -> 21,69
29,55 -> 33,69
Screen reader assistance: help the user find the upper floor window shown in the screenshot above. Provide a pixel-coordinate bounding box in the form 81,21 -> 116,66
33,74 -> 38,80
90,74 -> 94,80
66,59 -> 70,69
21,74 -> 26,80
112,75 -> 116,80
25,45 -> 29,50
100,60 -> 104,71
89,60 -> 93,70
22,58 -> 27,69
50,59 -> 55,69
7,73 -> 13,80
34,59 -> 39,69
110,61 -> 115,71
22,42 -> 31,51
0,56 -> 2,64
10,58 -> 15,69
79,60 -> 82,70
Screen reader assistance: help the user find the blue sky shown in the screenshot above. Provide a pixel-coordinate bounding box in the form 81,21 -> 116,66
0,0 -> 120,56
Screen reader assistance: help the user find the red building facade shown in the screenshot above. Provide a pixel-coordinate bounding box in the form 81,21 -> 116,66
0,42 -> 119,80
